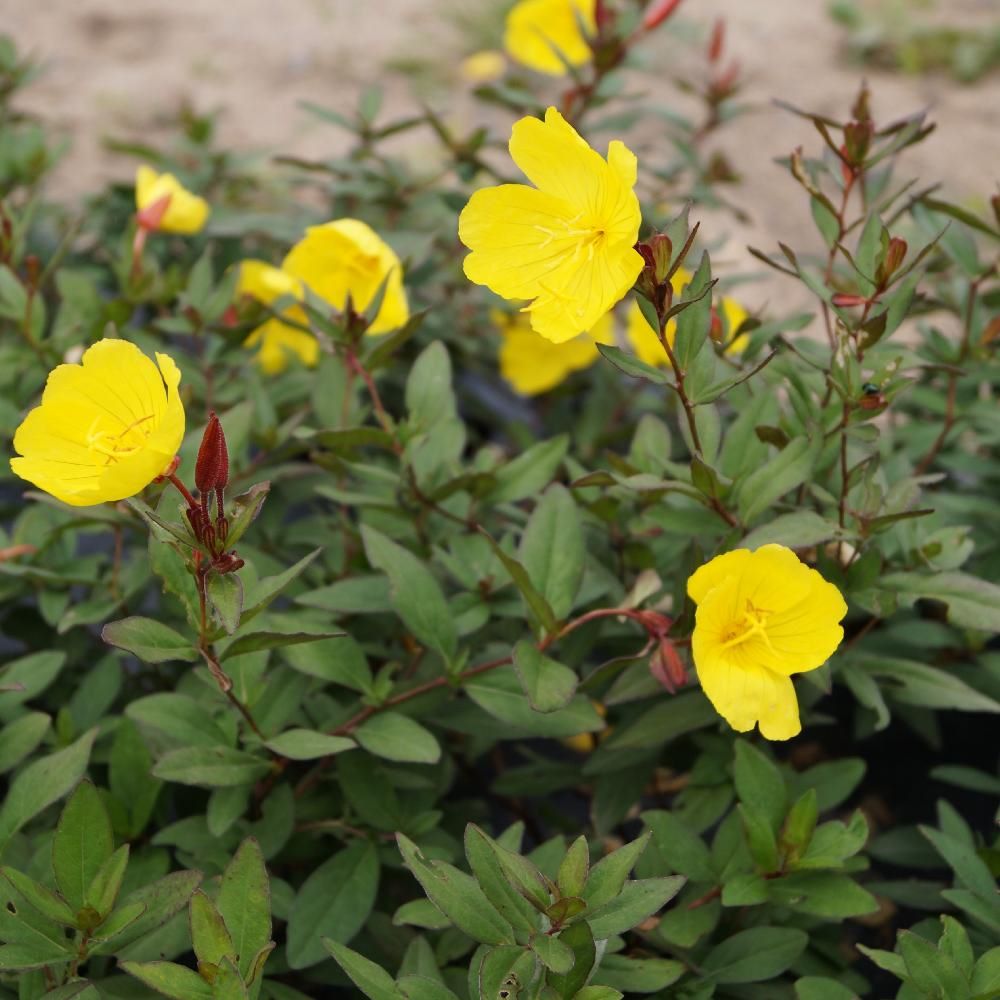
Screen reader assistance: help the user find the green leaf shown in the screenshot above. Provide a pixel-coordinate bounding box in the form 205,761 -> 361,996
880,571 -> 1000,633
241,549 -> 322,623
971,947 -> 1000,997
480,532 -> 557,635
220,628 -> 344,660
557,837 -> 590,900
602,690 -> 718,750
53,780 -> 114,912
397,834 -> 514,945
85,844 -> 130,918
733,740 -> 787,832
0,652 -> 66,711
324,940 -> 403,1000
734,435 -> 820,523
585,877 -> 685,939
899,929 -> 969,999
120,961 -> 214,1000
223,482 -> 270,550
406,341 -> 456,430
286,840 -> 379,969
208,573 -> 243,636
93,870 -> 202,954
0,713 -> 50,775
393,898 -> 452,930
519,485 -> 584,622
673,252 -> 714,369
152,747 -> 271,788
212,956 -> 249,1000
768,871 -> 878,917
531,932 -> 574,973
464,826 -> 542,937
742,511 -> 843,550
264,729 -> 355,760
102,617 -> 198,663
591,954 -> 685,994
190,890 -> 236,969
281,634 -> 373,692
642,810 -> 715,882
795,976 -> 859,1000
513,642 -> 577,712
217,838 -> 271,980
361,526 -> 457,661
127,693 -> 231,748
0,868 -> 75,925
397,976 -> 460,1000
596,344 -> 671,384
583,831 -> 651,909
701,926 -> 809,984
921,826 -> 998,900
855,655 -> 1000,713
0,728 -> 97,857
547,919 -> 595,997
354,712 -> 441,764
487,435 -> 569,504
0,941 -> 74,971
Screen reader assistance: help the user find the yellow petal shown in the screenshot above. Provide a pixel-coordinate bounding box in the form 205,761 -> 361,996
460,50 -> 506,83
764,574 -> 847,675
244,311 -> 318,375
687,548 -> 752,605
497,311 -> 601,395
626,300 -> 671,367
460,184 -> 584,302
237,260 -> 303,305
282,219 -> 408,335
693,578 -> 802,740
504,0 -> 595,76
135,166 -> 209,234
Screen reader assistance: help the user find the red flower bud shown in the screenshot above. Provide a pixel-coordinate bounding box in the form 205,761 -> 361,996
136,193 -> 173,232
195,412 -> 229,496
883,236 -> 907,277
643,0 -> 685,31
650,637 -> 688,693
831,293 -> 869,308
707,18 -> 725,62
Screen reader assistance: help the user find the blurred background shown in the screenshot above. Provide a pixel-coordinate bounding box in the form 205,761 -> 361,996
1,0 -> 998,311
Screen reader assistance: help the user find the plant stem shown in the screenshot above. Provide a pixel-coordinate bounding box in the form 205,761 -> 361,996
292,606 -> 676,799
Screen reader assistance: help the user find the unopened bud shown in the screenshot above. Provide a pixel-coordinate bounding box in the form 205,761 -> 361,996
709,306 -> 723,344
882,236 -> 907,279
851,82 -> 872,124
136,193 -> 172,232
195,412 -> 229,496
648,232 -> 673,283
649,638 -> 687,693
643,0 -> 685,31
843,120 -> 874,166
831,293 -> 868,308
707,18 -> 725,62
24,255 -> 40,290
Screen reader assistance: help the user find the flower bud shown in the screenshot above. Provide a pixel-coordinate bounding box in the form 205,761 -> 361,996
649,637 -> 687,693
882,236 -> 907,279
831,293 -> 869,308
135,193 -> 173,233
707,17 -> 725,62
647,232 -> 673,283
642,0 -> 685,31
195,412 -> 229,496
843,120 -> 874,166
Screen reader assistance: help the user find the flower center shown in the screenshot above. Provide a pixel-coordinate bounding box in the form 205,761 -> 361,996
534,213 -> 607,262
718,599 -> 776,652
87,413 -> 156,465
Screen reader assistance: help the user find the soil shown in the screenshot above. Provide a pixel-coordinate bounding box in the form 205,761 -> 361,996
3,0 -> 999,313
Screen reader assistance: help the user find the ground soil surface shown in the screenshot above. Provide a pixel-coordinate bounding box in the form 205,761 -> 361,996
4,0 -> 998,313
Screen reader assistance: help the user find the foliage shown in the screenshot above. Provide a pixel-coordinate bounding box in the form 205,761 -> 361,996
0,4 -> 998,998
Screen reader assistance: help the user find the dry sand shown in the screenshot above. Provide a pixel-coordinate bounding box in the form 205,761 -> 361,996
3,0 -> 998,311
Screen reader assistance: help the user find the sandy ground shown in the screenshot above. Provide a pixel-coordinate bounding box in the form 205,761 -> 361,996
3,0 -> 999,312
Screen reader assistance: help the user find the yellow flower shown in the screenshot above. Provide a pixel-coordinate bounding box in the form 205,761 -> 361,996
459,107 -> 643,344
687,545 -> 847,741
283,219 -> 409,336
460,50 -> 507,84
237,261 -> 319,375
10,340 -> 185,507
497,308 -> 613,395
134,165 -> 209,235
505,0 -> 596,75
626,278 -> 750,367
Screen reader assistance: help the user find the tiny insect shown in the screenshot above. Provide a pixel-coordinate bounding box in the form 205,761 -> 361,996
498,973 -> 520,1000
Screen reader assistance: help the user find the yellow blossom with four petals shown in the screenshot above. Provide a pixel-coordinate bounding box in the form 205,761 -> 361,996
10,340 -> 185,507
134,165 -> 210,234
459,107 -> 644,345
496,308 -> 613,395
504,0 -> 596,75
687,545 -> 847,740
237,219 -> 409,374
